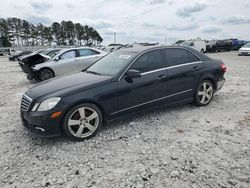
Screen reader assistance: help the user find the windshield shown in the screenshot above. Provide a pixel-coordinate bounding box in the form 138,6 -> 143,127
46,50 -> 60,58
181,41 -> 193,46
86,51 -> 137,76
243,43 -> 250,47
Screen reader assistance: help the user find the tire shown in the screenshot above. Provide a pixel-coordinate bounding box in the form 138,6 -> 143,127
39,68 -> 55,81
62,103 -> 103,141
194,80 -> 214,107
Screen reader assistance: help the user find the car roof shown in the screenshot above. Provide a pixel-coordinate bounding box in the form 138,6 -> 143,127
117,45 -> 211,60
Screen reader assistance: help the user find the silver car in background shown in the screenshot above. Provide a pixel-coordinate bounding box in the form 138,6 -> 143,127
28,47 -> 107,81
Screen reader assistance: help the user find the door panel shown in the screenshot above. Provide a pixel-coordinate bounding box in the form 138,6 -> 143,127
165,48 -> 203,98
116,49 -> 168,113
51,50 -> 80,76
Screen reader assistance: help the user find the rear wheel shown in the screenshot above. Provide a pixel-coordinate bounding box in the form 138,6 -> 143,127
63,103 -> 102,141
194,80 -> 214,106
39,68 -> 54,81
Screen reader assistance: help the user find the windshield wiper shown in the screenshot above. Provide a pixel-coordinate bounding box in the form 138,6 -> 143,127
85,70 -> 102,75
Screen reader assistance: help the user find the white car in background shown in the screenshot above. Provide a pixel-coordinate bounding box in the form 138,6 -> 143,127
180,40 -> 207,53
238,43 -> 250,56
27,47 -> 107,81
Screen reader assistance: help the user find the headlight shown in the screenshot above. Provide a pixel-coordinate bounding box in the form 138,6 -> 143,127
33,97 -> 61,112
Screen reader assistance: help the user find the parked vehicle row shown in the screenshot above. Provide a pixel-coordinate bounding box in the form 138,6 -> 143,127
0,48 -> 16,56
206,39 -> 248,53
176,39 -> 249,55
20,46 -> 226,140
9,50 -> 33,61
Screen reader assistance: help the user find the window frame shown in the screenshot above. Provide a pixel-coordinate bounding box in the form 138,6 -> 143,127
128,49 -> 164,74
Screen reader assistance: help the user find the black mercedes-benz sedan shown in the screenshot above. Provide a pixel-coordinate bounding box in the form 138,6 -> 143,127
20,46 -> 226,140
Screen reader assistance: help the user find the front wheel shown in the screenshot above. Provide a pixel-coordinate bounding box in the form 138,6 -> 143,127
63,103 -> 103,141
39,68 -> 54,81
194,80 -> 214,106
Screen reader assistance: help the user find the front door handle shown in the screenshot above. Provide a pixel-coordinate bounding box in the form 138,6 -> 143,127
156,74 -> 166,81
193,66 -> 200,70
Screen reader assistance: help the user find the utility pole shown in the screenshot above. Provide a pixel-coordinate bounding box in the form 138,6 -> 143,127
114,32 -> 116,44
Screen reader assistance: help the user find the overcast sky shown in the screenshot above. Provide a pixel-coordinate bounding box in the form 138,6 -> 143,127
0,0 -> 249,44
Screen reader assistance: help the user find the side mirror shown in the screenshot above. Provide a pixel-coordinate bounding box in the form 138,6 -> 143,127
54,56 -> 60,61
125,69 -> 142,79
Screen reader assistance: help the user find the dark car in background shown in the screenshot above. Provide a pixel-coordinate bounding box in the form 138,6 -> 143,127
19,49 -> 60,73
0,49 -> 5,56
20,46 -> 226,140
9,50 -> 33,61
206,39 -> 247,52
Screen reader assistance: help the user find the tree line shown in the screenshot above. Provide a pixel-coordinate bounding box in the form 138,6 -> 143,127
0,17 -> 103,47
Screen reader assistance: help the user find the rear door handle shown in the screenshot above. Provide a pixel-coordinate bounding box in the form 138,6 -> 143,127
156,74 -> 166,81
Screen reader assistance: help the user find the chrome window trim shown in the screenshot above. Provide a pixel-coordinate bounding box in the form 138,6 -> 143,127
111,89 -> 192,115
141,61 -> 203,75
118,46 -> 202,81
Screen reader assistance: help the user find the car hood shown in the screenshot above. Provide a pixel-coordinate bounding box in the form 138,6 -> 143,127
240,47 -> 250,51
26,72 -> 113,99
22,53 -> 50,64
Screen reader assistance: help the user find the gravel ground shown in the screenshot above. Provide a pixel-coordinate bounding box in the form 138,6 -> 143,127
0,52 -> 249,188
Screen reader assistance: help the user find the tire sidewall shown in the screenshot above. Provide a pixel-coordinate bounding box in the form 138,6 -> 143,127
195,80 -> 214,106
62,103 -> 103,141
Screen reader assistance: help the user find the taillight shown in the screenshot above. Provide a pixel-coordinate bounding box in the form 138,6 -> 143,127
220,63 -> 227,73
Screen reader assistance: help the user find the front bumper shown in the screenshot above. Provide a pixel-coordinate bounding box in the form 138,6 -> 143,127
19,62 -> 32,73
239,51 -> 250,55
27,69 -> 39,80
20,109 -> 63,137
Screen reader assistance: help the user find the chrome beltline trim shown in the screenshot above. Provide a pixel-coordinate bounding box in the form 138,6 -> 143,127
141,61 -> 203,75
111,89 -> 193,115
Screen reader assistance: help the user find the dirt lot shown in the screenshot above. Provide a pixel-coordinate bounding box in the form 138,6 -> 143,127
0,52 -> 249,188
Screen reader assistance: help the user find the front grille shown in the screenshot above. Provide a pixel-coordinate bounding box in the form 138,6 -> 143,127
21,94 -> 32,111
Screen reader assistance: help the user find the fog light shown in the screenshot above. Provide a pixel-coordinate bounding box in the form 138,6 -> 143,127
51,111 -> 62,118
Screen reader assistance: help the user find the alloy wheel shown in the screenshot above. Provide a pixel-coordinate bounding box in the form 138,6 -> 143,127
198,82 -> 214,105
67,107 -> 99,138
40,69 -> 54,81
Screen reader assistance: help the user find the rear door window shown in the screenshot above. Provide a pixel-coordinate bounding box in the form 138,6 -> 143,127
78,49 -> 99,57
130,50 -> 163,73
188,51 -> 200,62
165,49 -> 190,67
165,48 -> 200,67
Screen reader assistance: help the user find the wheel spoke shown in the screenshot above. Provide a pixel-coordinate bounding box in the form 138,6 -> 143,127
68,119 -> 80,126
207,86 -> 212,92
198,91 -> 205,96
86,111 -> 98,121
78,108 -> 85,118
201,95 -> 206,103
75,125 -> 84,137
85,123 -> 96,132
205,94 -> 211,100
203,83 -> 207,90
